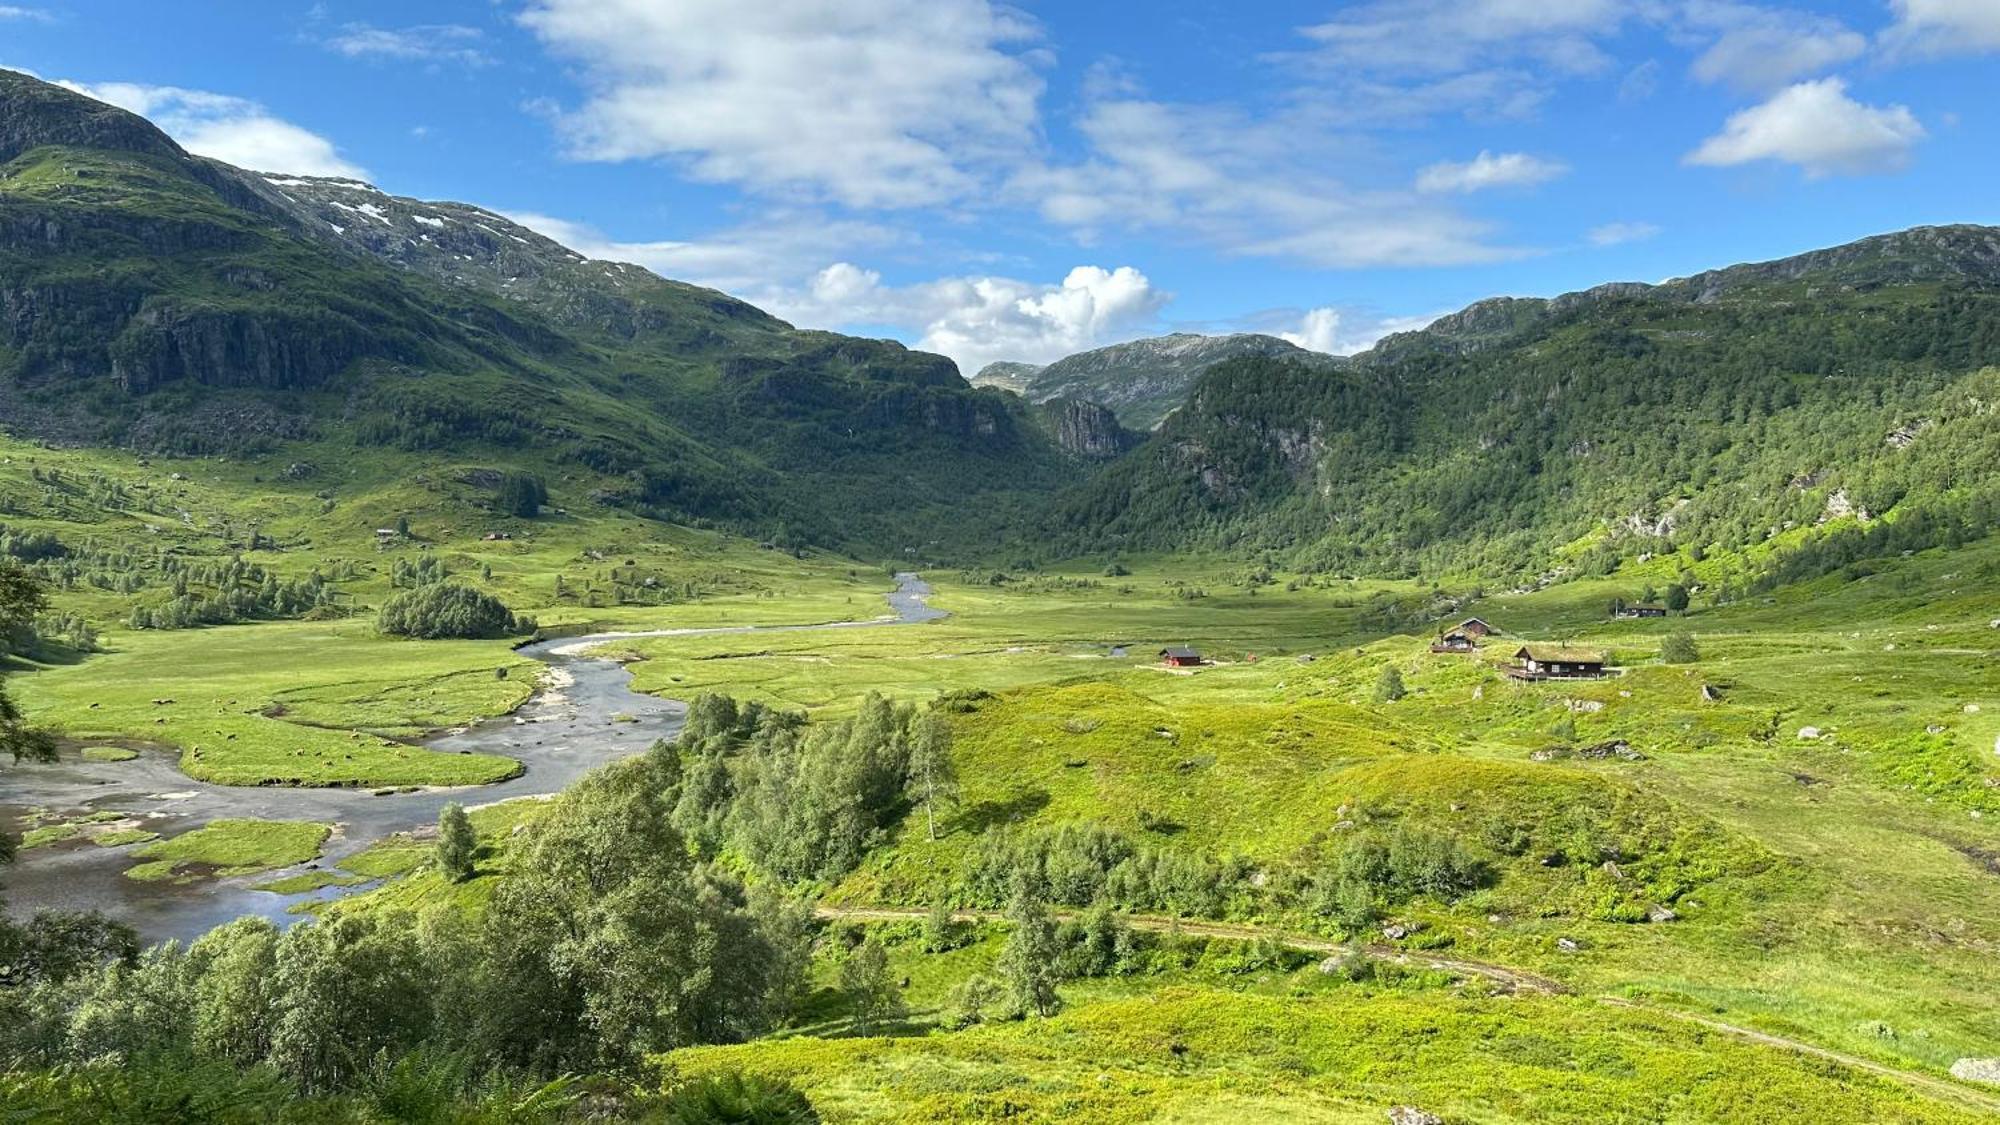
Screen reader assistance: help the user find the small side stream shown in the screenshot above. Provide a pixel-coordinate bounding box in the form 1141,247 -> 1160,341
0,574 -> 943,944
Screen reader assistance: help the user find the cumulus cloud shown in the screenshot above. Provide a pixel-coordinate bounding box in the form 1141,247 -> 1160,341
1588,221 -> 1663,246
1416,151 -> 1568,194
1281,308 -> 1343,354
0,6 -> 50,20
321,23 -> 492,66
1881,0 -> 2000,57
1686,78 -> 1924,177
1688,9 -> 1865,93
517,0 -> 1045,209
54,80 -> 366,178
799,264 -> 1167,376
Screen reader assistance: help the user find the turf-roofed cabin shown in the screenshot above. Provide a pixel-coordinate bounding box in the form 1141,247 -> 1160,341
1431,628 -> 1481,654
1509,645 -> 1608,681
1160,647 -> 1205,668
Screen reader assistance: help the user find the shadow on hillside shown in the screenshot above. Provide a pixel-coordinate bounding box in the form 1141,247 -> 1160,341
952,789 -> 1051,836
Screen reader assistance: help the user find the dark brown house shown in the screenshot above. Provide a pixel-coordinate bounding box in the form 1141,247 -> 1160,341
1458,617 -> 1497,638
1431,629 -> 1480,654
1160,647 -> 1205,668
1616,605 -> 1668,619
1508,645 -> 1608,680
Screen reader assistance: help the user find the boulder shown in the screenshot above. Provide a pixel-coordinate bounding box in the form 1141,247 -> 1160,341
1556,936 -> 1583,953
1949,1059 -> 2000,1087
1797,726 -> 1822,740
1388,1109 -> 1444,1125
1647,904 -> 1679,924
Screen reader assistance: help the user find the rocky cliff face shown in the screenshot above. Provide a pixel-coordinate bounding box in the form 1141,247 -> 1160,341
1042,398 -> 1139,460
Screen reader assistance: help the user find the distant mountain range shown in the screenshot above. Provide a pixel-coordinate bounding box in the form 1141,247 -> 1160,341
6,67 -> 2000,577
973,333 -> 1340,431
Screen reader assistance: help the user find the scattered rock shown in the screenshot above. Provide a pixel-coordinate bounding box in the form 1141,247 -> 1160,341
1927,724 -> 1947,735
1388,1109 -> 1444,1125
1949,1059 -> 2000,1087
1966,704 -> 1982,715
1798,726 -> 1823,740
1556,937 -> 1583,953
1600,861 -> 1626,879
1647,904 -> 1679,924
1382,922 -> 1418,941
1566,699 -> 1606,714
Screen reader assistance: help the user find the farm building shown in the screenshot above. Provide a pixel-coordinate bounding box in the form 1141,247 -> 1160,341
1509,645 -> 1608,680
1458,617 -> 1498,638
1160,647 -> 1205,668
1616,605 -> 1668,619
1431,629 -> 1480,654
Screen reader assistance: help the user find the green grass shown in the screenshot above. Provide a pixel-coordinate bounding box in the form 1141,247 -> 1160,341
666,987 -> 1990,1124
79,746 -> 139,762
125,818 -> 331,883
252,870 -> 371,895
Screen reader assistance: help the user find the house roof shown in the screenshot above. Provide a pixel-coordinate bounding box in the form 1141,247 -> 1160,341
1516,645 -> 1606,663
1460,617 -> 1496,630
1161,646 -> 1202,660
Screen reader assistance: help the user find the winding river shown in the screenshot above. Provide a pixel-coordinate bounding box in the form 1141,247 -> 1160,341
0,574 -> 944,944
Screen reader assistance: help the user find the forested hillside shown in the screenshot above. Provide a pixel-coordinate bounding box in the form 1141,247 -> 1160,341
1049,227 -> 2000,585
0,69 -> 1076,557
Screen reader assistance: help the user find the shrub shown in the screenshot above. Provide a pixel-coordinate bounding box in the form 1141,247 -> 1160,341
378,583 -> 530,640
1660,632 -> 1700,664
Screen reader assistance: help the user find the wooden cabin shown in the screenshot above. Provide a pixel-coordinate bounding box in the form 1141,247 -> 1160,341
1160,646 -> 1205,668
1458,617 -> 1497,638
1431,629 -> 1480,654
1509,645 -> 1607,680
1616,605 -> 1667,619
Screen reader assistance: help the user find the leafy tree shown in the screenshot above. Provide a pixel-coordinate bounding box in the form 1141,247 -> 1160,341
1665,584 -> 1692,613
906,710 -> 959,840
1374,665 -> 1407,703
997,886 -> 1062,1019
945,974 -> 1002,1029
838,938 -> 902,1035
470,761 -> 712,1075
922,893 -> 959,953
436,803 -> 477,883
1660,632 -> 1701,664
495,472 -> 548,519
267,911 -> 435,1093
1,563 -> 54,765
378,583 -> 529,639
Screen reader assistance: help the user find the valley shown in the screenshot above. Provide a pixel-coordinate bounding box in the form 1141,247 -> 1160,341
1,64 -> 1999,1125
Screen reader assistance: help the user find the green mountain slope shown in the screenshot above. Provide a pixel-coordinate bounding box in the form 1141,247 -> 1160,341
1049,227 -> 2000,583
0,69 -> 1077,557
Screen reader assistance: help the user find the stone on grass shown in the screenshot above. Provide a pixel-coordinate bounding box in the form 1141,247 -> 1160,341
1647,904 -> 1679,924
1797,726 -> 1823,740
1949,1059 -> 2000,1087
1388,1108 -> 1444,1125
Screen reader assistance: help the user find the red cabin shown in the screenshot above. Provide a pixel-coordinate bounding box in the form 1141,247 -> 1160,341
1160,646 -> 1205,668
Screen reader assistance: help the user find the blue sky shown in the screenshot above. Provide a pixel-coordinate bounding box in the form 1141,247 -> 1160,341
5,1 -> 1998,373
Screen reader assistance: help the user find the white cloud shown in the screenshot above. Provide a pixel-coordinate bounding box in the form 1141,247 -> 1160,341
507,211 -> 1164,373
1686,78 -> 1924,178
1881,0 -> 2000,57
1295,0 -> 1628,78
1687,6 -> 1865,92
322,23 -> 491,66
505,209 -> 903,296
517,0 -> 1045,209
1416,151 -> 1568,194
761,263 -> 1165,376
54,80 -> 366,178
1280,308 -> 1342,354
1014,94 -> 1520,268
1588,221 -> 1662,246
0,6 -> 50,20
